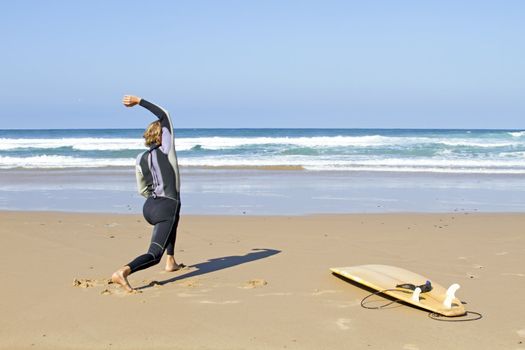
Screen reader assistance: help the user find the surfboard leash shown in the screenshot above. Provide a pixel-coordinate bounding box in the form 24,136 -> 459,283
360,289 -> 483,322
360,288 -> 406,309
427,311 -> 482,322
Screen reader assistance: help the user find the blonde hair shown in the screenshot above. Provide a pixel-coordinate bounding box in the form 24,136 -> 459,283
143,121 -> 162,147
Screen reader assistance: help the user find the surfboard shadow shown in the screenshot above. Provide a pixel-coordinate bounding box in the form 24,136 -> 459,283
332,273 -> 408,310
137,248 -> 281,290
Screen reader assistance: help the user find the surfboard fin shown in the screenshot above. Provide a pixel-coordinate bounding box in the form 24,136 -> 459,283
411,287 -> 421,302
443,283 -> 460,309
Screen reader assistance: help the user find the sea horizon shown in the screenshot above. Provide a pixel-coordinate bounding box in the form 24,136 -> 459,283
1,127 -> 524,131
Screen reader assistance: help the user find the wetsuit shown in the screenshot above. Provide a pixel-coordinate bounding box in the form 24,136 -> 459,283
127,99 -> 181,273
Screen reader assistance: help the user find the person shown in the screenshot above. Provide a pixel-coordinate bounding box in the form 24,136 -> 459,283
112,95 -> 184,292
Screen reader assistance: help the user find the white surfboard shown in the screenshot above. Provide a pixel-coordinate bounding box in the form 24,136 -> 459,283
331,264 -> 466,317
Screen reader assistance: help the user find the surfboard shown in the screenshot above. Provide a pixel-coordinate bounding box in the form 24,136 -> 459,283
330,264 -> 466,317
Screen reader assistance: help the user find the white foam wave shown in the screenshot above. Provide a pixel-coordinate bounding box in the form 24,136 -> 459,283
498,151 -> 525,158
177,135 -> 415,149
509,131 -> 525,138
304,165 -> 525,174
438,140 -> 518,148
0,138 -> 145,151
0,155 -> 134,169
2,154 -> 525,173
178,156 -> 525,174
1,135 -> 523,151
178,135 -> 523,149
437,149 -> 453,156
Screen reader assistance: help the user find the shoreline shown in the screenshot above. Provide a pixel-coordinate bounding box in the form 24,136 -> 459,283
1,210 -> 524,349
2,209 -> 525,216
2,168 -> 525,215
4,165 -> 525,174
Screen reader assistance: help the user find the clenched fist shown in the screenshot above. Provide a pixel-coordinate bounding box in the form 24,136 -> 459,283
122,95 -> 141,107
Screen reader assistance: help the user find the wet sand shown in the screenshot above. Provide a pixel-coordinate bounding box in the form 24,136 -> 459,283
0,211 -> 524,349
3,168 -> 525,215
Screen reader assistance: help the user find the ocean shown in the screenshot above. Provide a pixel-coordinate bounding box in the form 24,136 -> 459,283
1,128 -> 525,214
1,128 -> 525,173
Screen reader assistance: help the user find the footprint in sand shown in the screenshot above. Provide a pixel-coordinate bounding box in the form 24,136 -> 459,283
73,277 -> 141,296
176,288 -> 213,298
334,300 -> 361,308
72,278 -> 110,288
101,287 -> 142,296
242,279 -> 268,289
143,280 -> 163,288
179,279 -> 201,288
335,318 -> 351,331
518,329 -> 525,338
199,300 -> 240,305
256,292 -> 292,297
403,344 -> 420,350
502,273 -> 525,277
312,289 -> 339,296
72,278 -> 95,288
177,292 -> 202,298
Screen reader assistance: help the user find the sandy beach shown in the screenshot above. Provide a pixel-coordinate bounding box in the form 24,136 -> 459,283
1,211 -> 524,349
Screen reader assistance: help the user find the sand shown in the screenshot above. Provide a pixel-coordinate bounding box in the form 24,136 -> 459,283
0,211 -> 524,349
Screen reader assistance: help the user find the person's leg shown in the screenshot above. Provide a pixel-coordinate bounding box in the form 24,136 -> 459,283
112,197 -> 176,290
165,202 -> 183,271
126,217 -> 174,272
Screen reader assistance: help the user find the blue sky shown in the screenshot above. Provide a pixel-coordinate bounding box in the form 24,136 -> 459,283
1,1 -> 524,129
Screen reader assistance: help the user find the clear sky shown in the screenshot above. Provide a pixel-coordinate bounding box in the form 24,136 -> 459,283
1,0 -> 524,129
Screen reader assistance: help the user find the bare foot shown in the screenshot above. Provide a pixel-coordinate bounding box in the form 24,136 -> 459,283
165,256 -> 185,272
111,267 -> 134,292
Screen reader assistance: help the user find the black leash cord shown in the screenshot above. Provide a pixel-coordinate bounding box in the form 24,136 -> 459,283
360,289 -> 404,309
360,289 -> 483,322
428,311 -> 483,322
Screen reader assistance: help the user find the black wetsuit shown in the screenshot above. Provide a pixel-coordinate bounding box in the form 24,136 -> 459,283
127,99 -> 181,273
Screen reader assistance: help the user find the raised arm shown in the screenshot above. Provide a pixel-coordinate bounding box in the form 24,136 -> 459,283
122,95 -> 170,131
123,95 -> 173,153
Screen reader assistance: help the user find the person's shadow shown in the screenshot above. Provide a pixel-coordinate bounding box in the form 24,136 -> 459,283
137,248 -> 281,290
